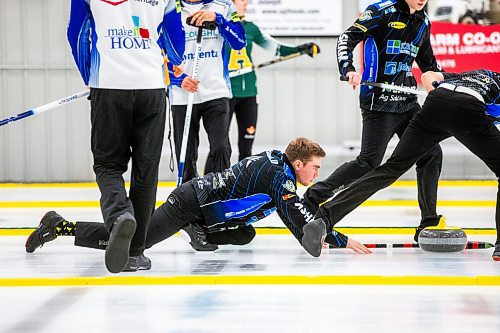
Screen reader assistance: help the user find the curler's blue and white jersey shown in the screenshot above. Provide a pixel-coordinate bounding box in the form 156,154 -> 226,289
191,150 -> 317,240
67,0 -> 185,89
169,0 -> 245,105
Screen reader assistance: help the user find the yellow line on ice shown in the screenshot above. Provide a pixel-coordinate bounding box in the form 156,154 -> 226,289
1,227 -> 495,236
0,199 -> 495,209
0,275 -> 499,287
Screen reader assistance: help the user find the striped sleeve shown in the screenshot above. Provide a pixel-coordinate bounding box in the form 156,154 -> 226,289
214,3 -> 245,50
159,0 -> 185,67
67,0 -> 92,85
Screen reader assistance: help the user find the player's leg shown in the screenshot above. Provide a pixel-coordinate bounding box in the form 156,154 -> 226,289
234,97 -> 258,161
201,98 -> 232,174
128,89 -> 167,261
304,110 -> 405,212
441,95 -> 500,259
206,225 -> 256,245
396,108 -> 443,240
172,104 -> 202,182
90,89 -> 137,273
145,182 -> 205,249
316,106 -> 450,233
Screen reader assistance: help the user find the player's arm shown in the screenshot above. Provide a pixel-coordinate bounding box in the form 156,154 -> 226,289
271,175 -> 371,254
337,5 -> 380,87
415,21 -> 442,74
159,0 -> 185,67
67,0 -> 92,85
216,4 -> 246,50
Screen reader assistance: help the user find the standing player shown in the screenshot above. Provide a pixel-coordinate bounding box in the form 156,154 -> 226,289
169,0 -> 245,184
65,0 -> 185,273
25,138 -> 372,270
304,0 -> 444,239
302,70 -> 500,260
227,0 -> 320,161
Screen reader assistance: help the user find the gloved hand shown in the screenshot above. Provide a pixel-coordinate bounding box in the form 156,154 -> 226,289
297,42 -> 320,57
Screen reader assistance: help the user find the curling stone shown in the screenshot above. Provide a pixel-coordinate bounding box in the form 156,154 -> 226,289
418,217 -> 467,253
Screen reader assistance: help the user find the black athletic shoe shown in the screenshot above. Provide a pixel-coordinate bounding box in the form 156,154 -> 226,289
25,211 -> 65,253
105,212 -> 137,274
302,218 -> 327,257
493,244 -> 500,262
414,215 -> 442,242
123,254 -> 152,272
181,223 -> 218,251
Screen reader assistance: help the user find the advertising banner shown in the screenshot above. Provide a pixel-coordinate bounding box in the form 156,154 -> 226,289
244,0 -> 343,36
413,22 -> 500,79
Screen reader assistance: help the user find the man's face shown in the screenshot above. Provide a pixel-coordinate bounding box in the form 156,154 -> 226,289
233,0 -> 248,17
293,156 -> 322,186
405,0 -> 428,12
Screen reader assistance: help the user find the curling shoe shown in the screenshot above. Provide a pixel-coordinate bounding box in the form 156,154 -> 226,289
25,211 -> 65,253
181,223 -> 218,251
123,254 -> 152,272
302,218 -> 327,257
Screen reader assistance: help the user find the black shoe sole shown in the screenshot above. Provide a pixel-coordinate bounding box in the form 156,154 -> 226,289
302,219 -> 326,257
25,231 -> 40,253
105,216 -> 136,274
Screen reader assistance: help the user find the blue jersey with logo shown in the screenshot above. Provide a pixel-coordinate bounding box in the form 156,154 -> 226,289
68,0 -> 185,89
191,150 -> 346,245
337,0 -> 442,113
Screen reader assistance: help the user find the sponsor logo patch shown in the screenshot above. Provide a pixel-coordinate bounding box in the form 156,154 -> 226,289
359,10 -> 372,22
353,23 -> 368,33
282,194 -> 296,201
388,21 -> 407,29
384,62 -> 397,75
282,180 -> 296,193
384,6 -> 397,14
105,16 -> 151,50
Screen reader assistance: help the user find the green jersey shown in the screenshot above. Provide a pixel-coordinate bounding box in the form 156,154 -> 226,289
227,19 -> 300,98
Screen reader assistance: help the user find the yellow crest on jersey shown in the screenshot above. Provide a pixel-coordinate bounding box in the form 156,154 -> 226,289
228,48 -> 252,71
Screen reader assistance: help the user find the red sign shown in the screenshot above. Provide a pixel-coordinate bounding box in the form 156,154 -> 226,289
414,22 -> 500,82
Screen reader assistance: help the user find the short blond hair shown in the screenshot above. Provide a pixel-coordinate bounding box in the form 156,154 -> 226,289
285,137 -> 326,162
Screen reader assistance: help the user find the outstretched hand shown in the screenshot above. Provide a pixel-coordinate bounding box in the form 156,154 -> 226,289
346,238 -> 373,254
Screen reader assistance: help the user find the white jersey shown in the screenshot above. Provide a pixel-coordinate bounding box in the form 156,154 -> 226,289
169,0 -> 245,105
68,0 -> 185,90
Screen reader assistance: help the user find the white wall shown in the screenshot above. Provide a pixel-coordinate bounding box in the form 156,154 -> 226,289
0,0 -> 494,182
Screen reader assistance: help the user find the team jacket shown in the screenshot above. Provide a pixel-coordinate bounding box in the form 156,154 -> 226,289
441,70 -> 500,124
227,19 -> 301,98
337,0 -> 441,113
191,150 -> 348,247
169,0 -> 245,105
68,0 -> 185,89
